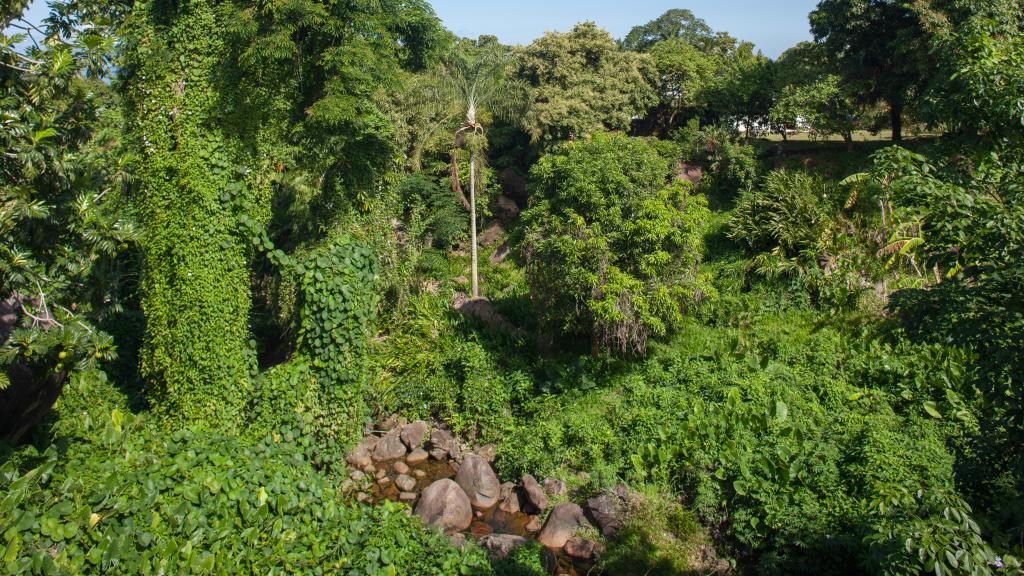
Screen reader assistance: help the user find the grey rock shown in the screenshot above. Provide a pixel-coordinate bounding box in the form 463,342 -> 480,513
346,437 -> 378,469
474,444 -> 497,462
455,454 -> 501,510
479,534 -> 528,559
399,492 -> 418,503
538,503 -> 584,548
430,428 -> 455,451
415,479 -> 473,533
349,470 -> 366,482
586,491 -> 625,537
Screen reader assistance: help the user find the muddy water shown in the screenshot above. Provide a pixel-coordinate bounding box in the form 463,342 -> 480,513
365,457 -> 586,575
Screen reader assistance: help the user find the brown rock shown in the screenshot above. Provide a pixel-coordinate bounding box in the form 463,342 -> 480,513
455,454 -> 501,510
415,479 -> 473,533
498,482 -> 521,514
543,477 -> 566,496
379,415 -> 398,431
564,537 -> 603,561
407,448 -> 429,465
479,223 -> 505,247
538,503 -> 584,549
413,469 -> 427,479
401,420 -> 429,448
393,461 -> 410,475
586,491 -> 625,537
345,437 -> 378,469
363,463 -> 376,474
474,444 -> 498,462
521,475 -> 549,512
479,534 -> 528,560
526,516 -> 543,533
349,470 -> 365,482
489,244 -> 510,265
399,492 -> 418,503
378,476 -> 392,487
356,492 -> 370,504
395,474 -> 417,492
430,448 -> 449,461
430,428 -> 455,451
372,429 -> 407,461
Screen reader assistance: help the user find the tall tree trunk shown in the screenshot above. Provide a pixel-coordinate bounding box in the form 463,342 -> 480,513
123,0 -> 257,430
470,151 -> 479,299
890,99 -> 904,143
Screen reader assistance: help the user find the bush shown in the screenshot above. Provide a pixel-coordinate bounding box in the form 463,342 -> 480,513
522,132 -> 710,356
0,407 -> 490,575
729,170 -> 838,256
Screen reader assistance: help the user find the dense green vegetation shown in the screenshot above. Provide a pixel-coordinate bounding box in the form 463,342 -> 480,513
2,0 -> 1022,574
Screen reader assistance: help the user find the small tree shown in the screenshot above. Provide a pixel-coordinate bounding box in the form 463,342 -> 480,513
441,40 -> 525,298
523,133 -> 710,356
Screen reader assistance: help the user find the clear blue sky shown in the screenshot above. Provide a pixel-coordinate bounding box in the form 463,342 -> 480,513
431,0 -> 820,58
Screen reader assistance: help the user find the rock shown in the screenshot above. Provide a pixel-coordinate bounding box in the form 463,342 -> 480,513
378,476 -> 391,487
538,503 -> 584,549
479,223 -> 505,247
474,444 -> 497,462
479,534 -> 528,560
372,429 -> 407,462
586,492 -> 624,537
449,442 -> 462,461
346,437 -> 378,469
495,195 -> 520,219
489,244 -> 510,265
521,475 -> 549,513
454,275 -> 469,285
564,537 -> 603,561
401,420 -> 429,448
349,470 -> 365,482
379,415 -> 399,431
375,467 -> 387,480
430,448 -> 449,460
498,482 -> 521,514
430,428 -> 455,451
407,448 -> 429,465
415,479 -> 473,533
393,461 -> 410,475
356,492 -> 370,504
413,469 -> 427,479
448,532 -> 469,550
543,477 -> 566,496
455,455 -> 501,510
526,516 -> 543,533
399,492 -> 418,503
340,479 -> 354,492
395,474 -> 417,492
364,463 -> 376,474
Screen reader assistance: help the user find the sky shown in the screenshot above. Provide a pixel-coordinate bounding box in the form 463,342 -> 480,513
10,1 -> 819,60
431,0 -> 820,58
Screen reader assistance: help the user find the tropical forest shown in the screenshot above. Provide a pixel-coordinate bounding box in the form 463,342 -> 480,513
1,0 -> 1022,573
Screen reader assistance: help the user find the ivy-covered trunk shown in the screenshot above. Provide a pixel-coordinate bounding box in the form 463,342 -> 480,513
122,0 -> 256,430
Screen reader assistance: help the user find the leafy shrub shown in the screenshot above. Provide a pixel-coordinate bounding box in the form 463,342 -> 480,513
522,132 -> 710,356
676,125 -> 759,198
397,173 -> 466,248
0,408 -> 490,575
729,170 -> 838,256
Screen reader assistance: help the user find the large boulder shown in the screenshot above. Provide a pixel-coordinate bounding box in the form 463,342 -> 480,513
498,482 -> 521,514
538,503 -> 585,549
455,454 -> 501,510
401,420 -> 429,448
372,428 -> 407,461
479,534 -> 528,560
415,479 -> 472,533
521,475 -> 549,513
564,537 -> 604,561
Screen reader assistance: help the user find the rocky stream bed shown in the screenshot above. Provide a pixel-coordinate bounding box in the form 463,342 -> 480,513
343,417 -> 629,575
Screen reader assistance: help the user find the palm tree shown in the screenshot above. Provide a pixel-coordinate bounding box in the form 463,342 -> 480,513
441,42 -> 525,299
